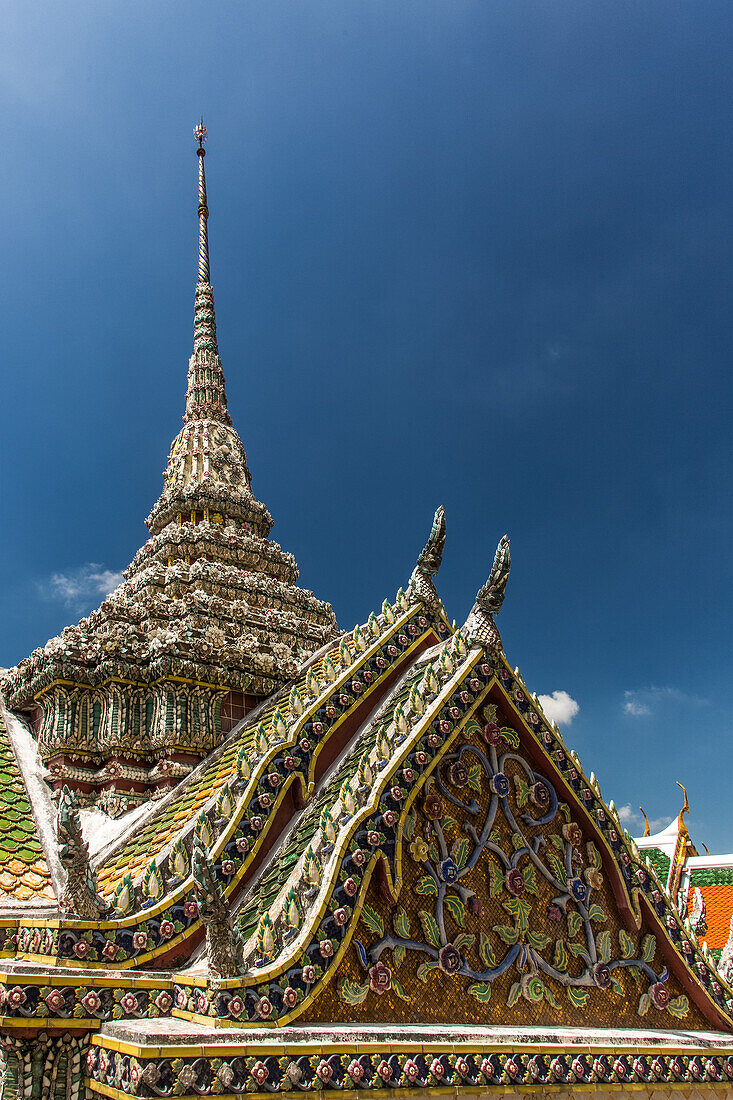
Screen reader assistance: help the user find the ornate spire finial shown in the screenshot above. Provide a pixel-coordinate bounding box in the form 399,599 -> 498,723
184,119 -> 230,423
194,118 -> 210,284
640,806 -> 651,837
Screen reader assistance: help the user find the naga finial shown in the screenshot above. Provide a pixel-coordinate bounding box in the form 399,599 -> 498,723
475,534 -> 511,614
463,534 -> 511,654
191,832 -> 245,978
57,786 -> 109,919
407,506 -> 446,616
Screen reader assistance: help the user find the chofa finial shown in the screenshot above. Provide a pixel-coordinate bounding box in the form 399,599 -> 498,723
462,534 -> 511,654
406,506 -> 446,616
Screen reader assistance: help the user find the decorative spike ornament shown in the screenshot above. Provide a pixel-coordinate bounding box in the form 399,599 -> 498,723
215,783 -> 234,822
376,726 -> 391,764
288,686 -> 304,717
353,624 -> 367,653
282,886 -> 302,938
339,777 -> 356,819
395,586 -> 408,612
393,701 -> 409,739
421,664 -> 439,698
338,636 -> 351,667
382,598 -> 395,624
305,667 -> 320,699
235,745 -> 251,784
303,845 -> 321,889
320,806 -> 337,849
323,653 -> 338,683
367,611 -> 381,638
357,751 -> 374,790
256,911 -> 276,960
254,722 -> 269,757
408,680 -> 425,717
169,837 -> 190,882
142,860 -> 165,904
439,645 -> 456,679
112,873 -> 135,918
272,707 -> 288,740
195,811 -> 213,850
451,629 -> 468,659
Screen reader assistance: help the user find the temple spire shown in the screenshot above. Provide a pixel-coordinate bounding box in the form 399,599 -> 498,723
185,119 -> 229,424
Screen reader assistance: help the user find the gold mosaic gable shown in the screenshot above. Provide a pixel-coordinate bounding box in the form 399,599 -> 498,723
301,688 -> 719,1030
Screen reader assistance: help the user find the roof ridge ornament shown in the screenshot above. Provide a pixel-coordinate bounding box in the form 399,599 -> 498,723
407,505 -> 446,616
463,533 -> 511,654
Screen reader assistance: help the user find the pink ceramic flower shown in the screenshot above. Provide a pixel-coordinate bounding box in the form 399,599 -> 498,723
44,989 -> 66,1013
81,990 -> 101,1014
154,991 -> 173,1013
347,1060 -> 364,1082
368,961 -> 392,995
120,992 -> 139,1014
250,1061 -> 268,1085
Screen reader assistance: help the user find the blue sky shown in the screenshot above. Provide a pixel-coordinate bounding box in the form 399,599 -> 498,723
1,2 -> 732,847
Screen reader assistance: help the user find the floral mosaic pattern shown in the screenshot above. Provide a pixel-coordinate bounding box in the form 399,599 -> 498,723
85,1040 -> 733,1096
333,706 -> 692,1025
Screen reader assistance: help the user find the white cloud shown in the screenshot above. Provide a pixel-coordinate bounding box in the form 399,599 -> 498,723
624,698 -> 651,717
537,690 -> 579,726
38,563 -> 123,611
617,803 -> 671,835
623,685 -> 708,718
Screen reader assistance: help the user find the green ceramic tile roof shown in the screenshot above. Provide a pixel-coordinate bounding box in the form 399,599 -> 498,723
644,846 -> 671,885
0,713 -> 54,902
690,867 -> 733,887
96,638 -> 359,896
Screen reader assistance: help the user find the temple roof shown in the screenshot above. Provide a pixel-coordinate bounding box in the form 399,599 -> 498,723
2,125 -> 733,1094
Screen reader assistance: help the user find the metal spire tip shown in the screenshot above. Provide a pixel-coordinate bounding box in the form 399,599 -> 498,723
194,117 -> 207,151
